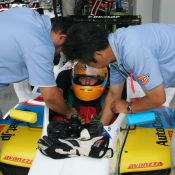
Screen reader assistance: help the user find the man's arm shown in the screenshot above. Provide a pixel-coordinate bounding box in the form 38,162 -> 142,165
111,84 -> 166,114
100,81 -> 125,126
40,86 -> 77,118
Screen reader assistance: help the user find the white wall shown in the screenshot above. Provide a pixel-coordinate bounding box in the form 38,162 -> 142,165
133,0 -> 153,23
133,0 -> 175,24
157,0 -> 175,23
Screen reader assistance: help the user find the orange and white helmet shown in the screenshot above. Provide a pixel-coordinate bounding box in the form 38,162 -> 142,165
72,62 -> 108,101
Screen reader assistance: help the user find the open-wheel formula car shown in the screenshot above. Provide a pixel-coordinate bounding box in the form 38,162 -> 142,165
29,64 -> 175,175
0,59 -> 174,175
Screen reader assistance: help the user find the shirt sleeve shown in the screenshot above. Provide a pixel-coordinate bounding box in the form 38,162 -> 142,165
124,47 -> 163,91
24,45 -> 56,87
110,61 -> 126,85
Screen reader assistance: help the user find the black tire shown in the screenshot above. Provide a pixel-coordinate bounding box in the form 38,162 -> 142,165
122,169 -> 171,175
0,163 -> 29,175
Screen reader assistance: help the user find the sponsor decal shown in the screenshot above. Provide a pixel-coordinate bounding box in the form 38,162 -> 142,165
0,120 -> 22,141
152,112 -> 168,146
88,15 -> 120,19
128,162 -> 163,169
137,74 -> 150,85
167,129 -> 174,139
3,155 -> 32,165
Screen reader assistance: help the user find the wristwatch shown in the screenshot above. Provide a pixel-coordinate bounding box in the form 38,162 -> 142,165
127,102 -> 133,114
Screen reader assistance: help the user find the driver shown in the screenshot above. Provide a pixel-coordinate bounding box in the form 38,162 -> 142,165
49,62 -> 109,122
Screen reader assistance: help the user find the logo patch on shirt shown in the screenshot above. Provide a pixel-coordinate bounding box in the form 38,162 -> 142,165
137,74 -> 150,85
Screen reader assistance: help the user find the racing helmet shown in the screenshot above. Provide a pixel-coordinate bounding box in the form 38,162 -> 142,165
72,62 -> 108,101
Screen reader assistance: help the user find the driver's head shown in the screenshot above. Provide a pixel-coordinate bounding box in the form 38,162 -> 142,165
72,62 -> 108,101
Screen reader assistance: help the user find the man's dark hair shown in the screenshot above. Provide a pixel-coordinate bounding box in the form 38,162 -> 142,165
51,17 -> 73,34
62,23 -> 109,63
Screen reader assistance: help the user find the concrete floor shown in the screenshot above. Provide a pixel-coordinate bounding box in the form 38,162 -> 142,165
0,85 -> 18,117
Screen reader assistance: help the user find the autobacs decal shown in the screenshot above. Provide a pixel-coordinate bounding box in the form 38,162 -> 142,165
152,112 -> 168,146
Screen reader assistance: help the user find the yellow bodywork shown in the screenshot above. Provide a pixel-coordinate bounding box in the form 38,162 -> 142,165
0,123 -> 42,168
0,104 -> 44,168
120,127 -> 173,173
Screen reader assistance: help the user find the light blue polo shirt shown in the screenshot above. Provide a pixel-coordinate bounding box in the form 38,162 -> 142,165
109,23 -> 175,91
0,7 -> 56,91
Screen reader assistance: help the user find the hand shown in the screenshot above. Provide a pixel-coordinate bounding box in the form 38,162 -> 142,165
111,99 -> 128,114
65,107 -> 78,119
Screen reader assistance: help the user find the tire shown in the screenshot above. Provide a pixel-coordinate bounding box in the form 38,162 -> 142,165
0,163 -> 29,175
122,169 -> 171,175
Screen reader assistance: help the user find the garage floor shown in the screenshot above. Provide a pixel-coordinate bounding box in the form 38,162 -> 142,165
0,85 -> 18,117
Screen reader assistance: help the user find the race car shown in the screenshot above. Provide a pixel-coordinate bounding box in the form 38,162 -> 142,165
0,61 -> 127,175
0,59 -> 174,175
28,65 -> 175,175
